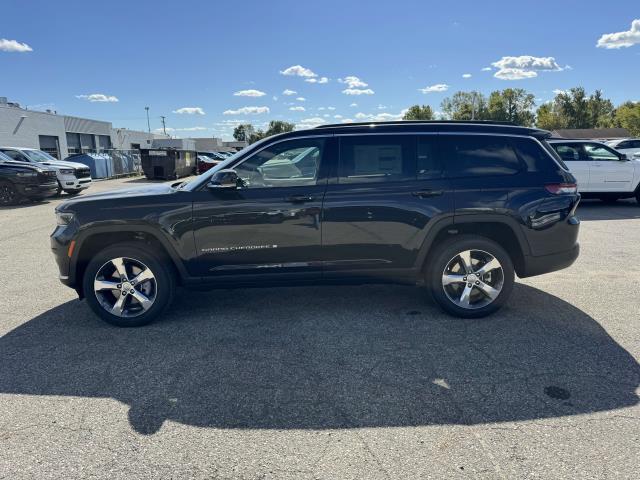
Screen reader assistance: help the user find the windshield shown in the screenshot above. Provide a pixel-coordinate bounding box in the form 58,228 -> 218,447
22,149 -> 57,162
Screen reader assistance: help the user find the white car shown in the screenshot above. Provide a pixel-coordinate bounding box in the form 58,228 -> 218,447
548,139 -> 640,203
606,138 -> 640,159
0,147 -> 92,195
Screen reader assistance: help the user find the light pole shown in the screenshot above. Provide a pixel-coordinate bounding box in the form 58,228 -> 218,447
145,106 -> 150,133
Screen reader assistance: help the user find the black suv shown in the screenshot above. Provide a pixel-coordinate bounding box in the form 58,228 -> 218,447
51,121 -> 580,327
0,152 -> 58,205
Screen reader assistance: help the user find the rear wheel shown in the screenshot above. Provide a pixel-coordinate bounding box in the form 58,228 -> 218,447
82,242 -> 175,327
427,235 -> 515,318
0,181 -> 20,206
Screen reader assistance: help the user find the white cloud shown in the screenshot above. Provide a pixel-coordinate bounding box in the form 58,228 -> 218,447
352,110 -> 408,122
350,103 -> 358,107
481,67 -> 492,71
377,104 -> 388,110
233,89 -> 266,97
305,76 -> 329,84
323,114 -> 330,118
334,114 -> 343,119
282,89 -> 297,96
342,88 -> 375,95
552,89 -> 568,95
280,65 -> 317,78
491,55 -> 564,80
155,126 -> 209,133
0,38 -> 33,52
462,73 -> 472,78
173,107 -> 205,115
341,119 -> 355,123
418,84 -> 449,93
338,76 -> 368,88
597,19 -> 640,49
296,97 -> 306,102
289,106 -> 306,111
76,93 -> 119,103
223,106 -> 270,115
296,117 -> 326,129
327,106 -> 336,110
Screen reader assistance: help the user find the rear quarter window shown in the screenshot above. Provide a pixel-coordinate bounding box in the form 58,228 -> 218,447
511,137 -> 561,172
441,135 -> 521,177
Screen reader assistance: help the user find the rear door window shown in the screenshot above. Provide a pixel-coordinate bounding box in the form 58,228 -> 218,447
338,135 -> 415,183
441,135 -> 521,177
416,136 -> 443,179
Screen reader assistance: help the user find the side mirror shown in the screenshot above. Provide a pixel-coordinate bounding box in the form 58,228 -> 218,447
207,169 -> 239,189
619,153 -> 631,161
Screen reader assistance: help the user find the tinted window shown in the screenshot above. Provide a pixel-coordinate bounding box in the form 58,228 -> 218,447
417,136 -> 443,178
235,138 -> 324,188
442,135 -> 521,177
617,141 -> 633,149
339,135 -> 415,183
511,137 -> 555,172
0,150 -> 28,162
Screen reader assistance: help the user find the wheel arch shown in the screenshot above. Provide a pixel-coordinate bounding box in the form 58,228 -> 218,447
417,215 -> 531,277
72,225 -> 188,297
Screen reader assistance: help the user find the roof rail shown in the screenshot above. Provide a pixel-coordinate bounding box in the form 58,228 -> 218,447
314,120 -> 518,129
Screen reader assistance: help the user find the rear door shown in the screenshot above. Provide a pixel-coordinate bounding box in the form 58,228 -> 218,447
551,143 -> 592,191
321,134 -> 453,278
583,142 -> 635,192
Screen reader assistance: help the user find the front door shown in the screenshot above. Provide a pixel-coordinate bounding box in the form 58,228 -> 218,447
191,137 -> 330,280
583,143 -> 635,192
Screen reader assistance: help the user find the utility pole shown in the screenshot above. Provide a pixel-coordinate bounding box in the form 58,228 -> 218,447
160,116 -> 167,136
145,106 -> 150,133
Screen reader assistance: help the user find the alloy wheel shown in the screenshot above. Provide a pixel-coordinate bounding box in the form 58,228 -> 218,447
0,184 -> 18,205
93,257 -> 157,317
441,249 -> 504,310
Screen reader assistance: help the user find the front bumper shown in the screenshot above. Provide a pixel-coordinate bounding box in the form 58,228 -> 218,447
50,224 -> 78,289
57,173 -> 92,192
16,181 -> 58,199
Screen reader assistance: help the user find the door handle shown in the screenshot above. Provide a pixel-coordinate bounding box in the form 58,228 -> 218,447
285,195 -> 315,203
412,190 -> 443,198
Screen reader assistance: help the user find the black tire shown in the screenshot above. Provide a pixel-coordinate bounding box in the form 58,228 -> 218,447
635,190 -> 640,205
82,242 -> 176,327
0,180 -> 21,206
426,235 -> 515,319
599,195 -> 619,204
56,181 -> 63,196
65,189 -> 82,196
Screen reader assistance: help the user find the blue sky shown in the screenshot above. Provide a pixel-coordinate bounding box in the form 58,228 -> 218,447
1,0 -> 639,139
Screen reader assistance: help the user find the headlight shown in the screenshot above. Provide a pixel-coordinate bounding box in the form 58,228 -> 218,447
59,169 -> 74,174
56,212 -> 74,226
16,171 -> 37,177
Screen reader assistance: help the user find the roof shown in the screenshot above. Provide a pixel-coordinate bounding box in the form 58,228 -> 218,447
551,128 -> 630,139
295,120 -> 550,138
547,139 -> 608,144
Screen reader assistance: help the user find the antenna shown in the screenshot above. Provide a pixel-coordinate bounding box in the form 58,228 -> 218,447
160,116 -> 167,136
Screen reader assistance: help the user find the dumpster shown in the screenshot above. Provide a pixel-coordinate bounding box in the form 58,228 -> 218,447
66,153 -> 114,179
140,149 -> 196,180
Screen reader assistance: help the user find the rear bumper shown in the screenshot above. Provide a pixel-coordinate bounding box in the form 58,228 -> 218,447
519,243 -> 580,278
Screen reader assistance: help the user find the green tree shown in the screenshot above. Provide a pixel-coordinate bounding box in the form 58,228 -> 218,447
486,88 -> 536,126
233,124 -> 255,142
441,91 -> 488,120
264,120 -> 295,136
614,101 -> 640,137
403,105 -> 434,120
535,87 -> 616,130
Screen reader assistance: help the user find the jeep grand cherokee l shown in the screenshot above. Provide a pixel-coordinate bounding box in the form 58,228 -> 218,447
0,147 -> 92,195
0,151 -> 58,205
51,121 -> 580,327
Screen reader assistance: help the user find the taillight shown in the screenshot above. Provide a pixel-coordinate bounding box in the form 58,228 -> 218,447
545,183 -> 578,195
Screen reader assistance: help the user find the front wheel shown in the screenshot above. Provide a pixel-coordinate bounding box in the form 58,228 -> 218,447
82,242 -> 176,327
0,180 -> 21,206
426,235 -> 515,318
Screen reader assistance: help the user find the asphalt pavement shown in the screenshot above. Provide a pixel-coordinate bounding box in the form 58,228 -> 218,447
0,177 -> 638,479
